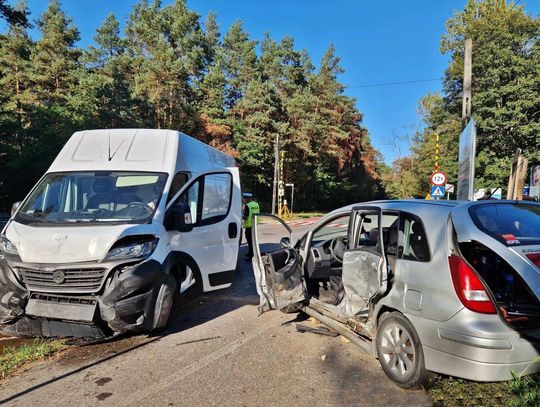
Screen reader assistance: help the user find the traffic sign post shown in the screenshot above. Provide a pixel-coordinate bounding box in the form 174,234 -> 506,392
430,171 -> 447,187
431,185 -> 445,198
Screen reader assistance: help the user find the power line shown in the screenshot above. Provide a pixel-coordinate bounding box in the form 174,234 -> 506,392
348,78 -> 442,89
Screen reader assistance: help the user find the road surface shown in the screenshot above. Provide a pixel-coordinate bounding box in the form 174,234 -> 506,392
0,218 -> 431,406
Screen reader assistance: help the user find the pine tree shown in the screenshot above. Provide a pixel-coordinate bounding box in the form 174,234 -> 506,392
221,20 -> 257,109
78,13 -> 135,127
126,0 -> 207,131
32,0 -> 80,105
0,0 -> 34,204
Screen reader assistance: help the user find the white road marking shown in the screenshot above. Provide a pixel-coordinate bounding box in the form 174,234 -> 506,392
124,313 -> 281,406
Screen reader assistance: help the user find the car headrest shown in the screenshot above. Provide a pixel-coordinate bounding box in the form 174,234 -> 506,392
93,177 -> 114,194
368,228 -> 379,243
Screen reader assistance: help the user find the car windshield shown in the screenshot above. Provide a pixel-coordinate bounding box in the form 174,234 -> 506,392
16,171 -> 167,224
469,203 -> 540,246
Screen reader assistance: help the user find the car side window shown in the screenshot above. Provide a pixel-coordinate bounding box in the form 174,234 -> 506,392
312,214 -> 350,243
169,172 -> 232,227
167,172 -> 189,204
172,180 -> 200,224
400,213 -> 430,262
201,173 -> 232,223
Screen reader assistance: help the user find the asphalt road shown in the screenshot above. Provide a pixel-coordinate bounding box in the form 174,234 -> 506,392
0,219 -> 431,407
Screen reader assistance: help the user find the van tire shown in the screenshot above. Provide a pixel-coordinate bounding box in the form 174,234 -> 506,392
152,274 -> 179,331
376,312 -> 430,389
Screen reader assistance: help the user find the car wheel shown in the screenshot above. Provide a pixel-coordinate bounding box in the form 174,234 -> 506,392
152,273 -> 179,330
376,312 -> 430,389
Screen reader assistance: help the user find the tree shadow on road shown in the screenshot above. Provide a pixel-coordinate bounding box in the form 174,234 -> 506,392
0,245 -> 262,404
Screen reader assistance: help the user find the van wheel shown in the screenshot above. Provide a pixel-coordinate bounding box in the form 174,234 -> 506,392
376,312 -> 429,389
152,274 -> 180,331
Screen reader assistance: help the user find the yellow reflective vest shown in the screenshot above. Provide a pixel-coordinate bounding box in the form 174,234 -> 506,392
243,201 -> 260,228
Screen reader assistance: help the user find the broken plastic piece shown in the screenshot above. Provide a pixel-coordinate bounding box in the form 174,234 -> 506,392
295,324 -> 338,337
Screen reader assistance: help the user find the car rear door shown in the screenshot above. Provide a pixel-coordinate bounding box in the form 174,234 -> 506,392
340,206 -> 393,316
252,214 -> 307,313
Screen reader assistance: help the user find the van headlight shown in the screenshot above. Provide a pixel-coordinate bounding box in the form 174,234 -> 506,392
0,236 -> 18,256
105,237 -> 158,261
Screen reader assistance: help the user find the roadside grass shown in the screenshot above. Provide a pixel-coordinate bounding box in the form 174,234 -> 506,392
428,372 -> 540,406
0,339 -> 65,379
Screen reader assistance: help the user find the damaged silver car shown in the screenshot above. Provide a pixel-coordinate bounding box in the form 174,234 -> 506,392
252,200 -> 540,388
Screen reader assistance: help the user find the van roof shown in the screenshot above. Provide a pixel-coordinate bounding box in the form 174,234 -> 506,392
48,129 -> 236,174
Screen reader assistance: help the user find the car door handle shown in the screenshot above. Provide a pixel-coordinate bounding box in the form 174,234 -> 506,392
228,222 -> 238,239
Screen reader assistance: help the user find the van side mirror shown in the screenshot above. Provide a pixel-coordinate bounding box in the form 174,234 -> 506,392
165,203 -> 194,232
11,201 -> 21,217
280,237 -> 291,248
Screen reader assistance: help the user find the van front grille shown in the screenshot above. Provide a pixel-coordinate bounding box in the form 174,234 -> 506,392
19,267 -> 107,293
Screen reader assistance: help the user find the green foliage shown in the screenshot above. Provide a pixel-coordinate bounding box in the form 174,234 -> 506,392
509,371 -> 540,407
387,0 -> 540,197
0,339 -> 64,379
427,372 -> 540,407
0,0 -> 384,211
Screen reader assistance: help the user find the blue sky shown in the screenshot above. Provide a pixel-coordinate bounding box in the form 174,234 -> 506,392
10,0 -> 540,163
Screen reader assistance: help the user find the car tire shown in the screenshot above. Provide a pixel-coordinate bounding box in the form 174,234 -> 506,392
376,312 -> 430,389
152,273 -> 179,331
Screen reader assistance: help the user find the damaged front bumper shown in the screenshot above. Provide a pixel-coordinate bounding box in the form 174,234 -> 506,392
0,255 -> 167,337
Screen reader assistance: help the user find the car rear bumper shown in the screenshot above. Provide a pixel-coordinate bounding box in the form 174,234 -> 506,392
409,309 -> 540,381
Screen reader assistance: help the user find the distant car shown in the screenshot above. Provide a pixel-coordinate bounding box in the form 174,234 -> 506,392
251,200 -> 540,388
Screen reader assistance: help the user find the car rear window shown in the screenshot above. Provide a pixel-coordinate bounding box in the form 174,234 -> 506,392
469,203 -> 540,246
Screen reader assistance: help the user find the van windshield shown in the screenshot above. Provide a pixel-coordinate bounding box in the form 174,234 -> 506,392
15,171 -> 167,224
468,202 -> 540,246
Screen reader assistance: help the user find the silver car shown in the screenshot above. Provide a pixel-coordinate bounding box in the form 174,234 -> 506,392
251,200 -> 540,388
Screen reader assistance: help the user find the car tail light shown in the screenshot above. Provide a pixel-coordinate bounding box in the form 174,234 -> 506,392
526,253 -> 540,268
448,255 -> 496,314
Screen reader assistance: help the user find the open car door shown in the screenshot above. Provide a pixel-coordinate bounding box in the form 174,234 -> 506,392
252,214 -> 307,314
339,206 -> 391,317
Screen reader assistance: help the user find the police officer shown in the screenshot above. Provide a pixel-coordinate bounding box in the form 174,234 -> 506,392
242,192 -> 260,261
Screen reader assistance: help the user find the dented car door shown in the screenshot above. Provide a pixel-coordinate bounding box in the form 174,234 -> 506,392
252,214 -> 306,313
339,206 -> 390,316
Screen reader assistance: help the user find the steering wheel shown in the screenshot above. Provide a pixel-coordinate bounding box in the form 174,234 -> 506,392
116,202 -> 154,215
330,236 -> 348,263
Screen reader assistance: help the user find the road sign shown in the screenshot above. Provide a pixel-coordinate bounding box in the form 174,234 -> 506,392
430,171 -> 447,186
431,185 -> 445,198
445,183 -> 454,193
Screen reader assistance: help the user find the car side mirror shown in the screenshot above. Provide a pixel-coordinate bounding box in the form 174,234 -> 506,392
11,201 -> 21,217
165,203 -> 193,232
280,237 -> 291,248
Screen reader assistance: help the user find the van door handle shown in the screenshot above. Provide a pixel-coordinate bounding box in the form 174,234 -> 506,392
228,222 -> 238,239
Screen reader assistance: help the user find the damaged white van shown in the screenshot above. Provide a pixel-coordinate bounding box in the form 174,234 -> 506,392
0,129 -> 241,337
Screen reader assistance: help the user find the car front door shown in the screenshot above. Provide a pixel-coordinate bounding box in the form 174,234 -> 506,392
165,168 -> 241,292
252,214 -> 307,313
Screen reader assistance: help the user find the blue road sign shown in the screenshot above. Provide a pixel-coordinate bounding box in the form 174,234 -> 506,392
431,185 -> 445,198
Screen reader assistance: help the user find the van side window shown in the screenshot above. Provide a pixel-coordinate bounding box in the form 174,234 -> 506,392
201,173 -> 232,223
167,172 -> 189,203
170,172 -> 232,227
400,214 -> 430,262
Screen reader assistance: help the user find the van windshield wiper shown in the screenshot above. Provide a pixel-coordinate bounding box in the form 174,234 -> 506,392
16,212 -> 45,222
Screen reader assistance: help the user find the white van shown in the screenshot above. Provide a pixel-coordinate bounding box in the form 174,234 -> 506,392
0,129 -> 242,337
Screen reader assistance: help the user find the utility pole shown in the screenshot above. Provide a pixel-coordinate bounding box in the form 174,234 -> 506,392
462,38 -> 473,127
271,133 -> 280,215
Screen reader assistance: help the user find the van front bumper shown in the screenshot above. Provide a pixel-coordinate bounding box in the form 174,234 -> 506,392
409,309 -> 540,381
0,256 -> 167,337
